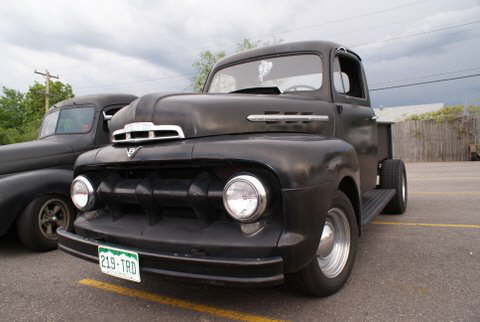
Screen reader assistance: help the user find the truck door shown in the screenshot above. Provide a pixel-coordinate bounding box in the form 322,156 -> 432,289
332,50 -> 378,193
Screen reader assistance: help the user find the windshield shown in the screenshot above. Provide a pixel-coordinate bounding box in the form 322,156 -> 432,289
208,54 -> 323,94
39,107 -> 95,138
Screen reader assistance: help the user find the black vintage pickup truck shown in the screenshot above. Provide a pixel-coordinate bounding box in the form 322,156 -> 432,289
58,41 -> 407,296
0,94 -> 137,251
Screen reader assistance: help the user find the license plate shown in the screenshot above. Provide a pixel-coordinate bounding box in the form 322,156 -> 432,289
98,245 -> 141,282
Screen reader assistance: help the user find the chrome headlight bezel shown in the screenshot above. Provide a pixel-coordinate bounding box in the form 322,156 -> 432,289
71,175 -> 96,211
222,174 -> 268,223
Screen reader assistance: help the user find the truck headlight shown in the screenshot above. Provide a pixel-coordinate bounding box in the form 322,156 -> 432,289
71,176 -> 95,211
223,175 -> 268,222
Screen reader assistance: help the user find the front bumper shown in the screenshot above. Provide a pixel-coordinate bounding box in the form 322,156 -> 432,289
57,228 -> 284,286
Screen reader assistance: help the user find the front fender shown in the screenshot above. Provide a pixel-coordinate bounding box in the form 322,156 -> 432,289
193,134 -> 360,189
0,169 -> 73,236
193,134 -> 360,271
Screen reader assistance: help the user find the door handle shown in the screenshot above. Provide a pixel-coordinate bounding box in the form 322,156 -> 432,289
368,115 -> 378,121
336,104 -> 343,114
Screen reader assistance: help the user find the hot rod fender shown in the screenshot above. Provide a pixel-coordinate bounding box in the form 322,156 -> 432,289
0,169 -> 73,236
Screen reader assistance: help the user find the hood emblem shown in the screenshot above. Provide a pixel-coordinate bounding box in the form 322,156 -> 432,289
126,146 -> 142,159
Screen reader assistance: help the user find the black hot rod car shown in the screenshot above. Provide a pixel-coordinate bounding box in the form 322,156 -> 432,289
0,94 -> 137,251
58,41 -> 407,296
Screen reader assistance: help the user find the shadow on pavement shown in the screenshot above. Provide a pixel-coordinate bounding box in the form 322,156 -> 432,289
0,232 -> 30,256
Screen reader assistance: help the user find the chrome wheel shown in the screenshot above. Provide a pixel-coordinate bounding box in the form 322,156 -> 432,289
317,207 -> 351,279
38,198 -> 70,240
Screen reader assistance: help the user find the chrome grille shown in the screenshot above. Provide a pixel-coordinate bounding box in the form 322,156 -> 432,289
112,122 -> 185,143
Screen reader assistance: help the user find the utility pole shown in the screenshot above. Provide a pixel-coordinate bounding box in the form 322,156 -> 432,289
34,69 -> 59,112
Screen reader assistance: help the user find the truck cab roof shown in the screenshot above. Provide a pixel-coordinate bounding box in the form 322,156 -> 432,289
52,93 -> 138,111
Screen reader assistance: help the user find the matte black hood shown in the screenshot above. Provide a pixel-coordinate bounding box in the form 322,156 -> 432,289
109,93 -> 335,140
0,136 -> 75,175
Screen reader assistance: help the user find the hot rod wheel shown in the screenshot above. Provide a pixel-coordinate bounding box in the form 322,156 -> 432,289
16,195 -> 75,251
286,191 -> 359,297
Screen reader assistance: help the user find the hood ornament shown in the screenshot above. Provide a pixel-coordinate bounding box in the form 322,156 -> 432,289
126,146 -> 142,159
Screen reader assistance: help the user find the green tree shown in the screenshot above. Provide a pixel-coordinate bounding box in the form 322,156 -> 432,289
191,38 -> 283,92
0,80 -> 74,145
235,38 -> 260,52
23,80 -> 74,123
407,105 -> 480,122
192,50 -> 226,93
0,87 -> 25,128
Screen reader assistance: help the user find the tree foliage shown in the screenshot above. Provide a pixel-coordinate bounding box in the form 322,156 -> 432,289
192,50 -> 226,93
406,105 -> 480,122
191,38 -> 281,92
0,80 -> 74,145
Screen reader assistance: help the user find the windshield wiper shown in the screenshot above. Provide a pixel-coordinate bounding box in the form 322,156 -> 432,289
230,87 -> 281,95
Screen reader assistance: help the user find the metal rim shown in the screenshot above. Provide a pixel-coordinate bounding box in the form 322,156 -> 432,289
38,198 -> 70,240
401,173 -> 407,203
317,207 -> 351,279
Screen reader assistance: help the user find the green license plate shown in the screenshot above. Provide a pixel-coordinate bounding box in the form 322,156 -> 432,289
98,245 -> 141,282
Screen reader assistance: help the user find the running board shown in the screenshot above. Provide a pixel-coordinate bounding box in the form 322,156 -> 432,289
361,189 -> 396,226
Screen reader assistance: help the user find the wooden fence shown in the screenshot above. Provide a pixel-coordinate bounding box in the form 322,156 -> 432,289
392,116 -> 480,162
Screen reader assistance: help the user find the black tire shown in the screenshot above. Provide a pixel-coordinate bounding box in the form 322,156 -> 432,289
286,191 -> 359,297
380,159 -> 407,214
16,194 -> 76,252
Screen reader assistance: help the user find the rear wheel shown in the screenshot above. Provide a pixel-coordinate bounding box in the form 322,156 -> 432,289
380,159 -> 407,214
16,195 -> 76,252
287,191 -> 358,297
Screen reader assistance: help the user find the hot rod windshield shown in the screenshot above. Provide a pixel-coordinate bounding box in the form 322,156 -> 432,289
39,106 -> 95,138
207,54 -> 323,93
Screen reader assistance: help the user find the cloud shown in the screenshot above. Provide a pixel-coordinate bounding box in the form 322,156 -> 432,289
0,0 -> 479,107
356,6 -> 480,62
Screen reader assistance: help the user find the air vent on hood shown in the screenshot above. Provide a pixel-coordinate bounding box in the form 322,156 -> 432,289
112,122 -> 185,144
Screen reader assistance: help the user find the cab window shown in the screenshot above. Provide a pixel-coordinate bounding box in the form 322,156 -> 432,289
333,55 -> 365,99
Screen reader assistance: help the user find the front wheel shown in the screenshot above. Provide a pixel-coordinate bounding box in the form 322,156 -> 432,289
287,191 -> 358,297
16,195 -> 76,252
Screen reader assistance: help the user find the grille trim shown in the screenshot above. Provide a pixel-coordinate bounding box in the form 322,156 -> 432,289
112,122 -> 185,143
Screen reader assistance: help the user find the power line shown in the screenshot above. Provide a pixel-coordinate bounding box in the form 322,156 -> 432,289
245,0 -> 432,40
369,66 -> 480,87
370,73 -> 480,92
352,19 -> 480,48
73,10 -> 480,92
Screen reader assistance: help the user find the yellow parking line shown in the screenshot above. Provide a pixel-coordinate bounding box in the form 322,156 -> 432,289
79,279 -> 286,322
409,177 -> 480,181
372,221 -> 480,229
410,191 -> 480,195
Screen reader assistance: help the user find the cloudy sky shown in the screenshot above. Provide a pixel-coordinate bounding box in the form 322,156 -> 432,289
0,0 -> 479,107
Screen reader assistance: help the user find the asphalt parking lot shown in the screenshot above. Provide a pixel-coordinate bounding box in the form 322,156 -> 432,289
1,162 -> 479,322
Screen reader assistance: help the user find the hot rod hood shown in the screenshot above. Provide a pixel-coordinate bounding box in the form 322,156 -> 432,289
0,136 -> 76,175
109,93 -> 335,141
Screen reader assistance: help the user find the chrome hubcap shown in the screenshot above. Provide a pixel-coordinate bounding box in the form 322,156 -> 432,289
317,208 -> 351,279
318,221 -> 335,257
38,199 -> 70,240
